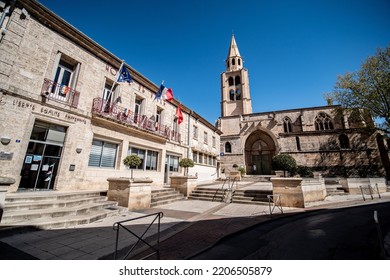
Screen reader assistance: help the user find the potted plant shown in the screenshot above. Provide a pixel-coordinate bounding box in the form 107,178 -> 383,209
179,158 -> 195,176
171,158 -> 196,197
272,154 -> 297,177
123,154 -> 142,180
238,166 -> 246,176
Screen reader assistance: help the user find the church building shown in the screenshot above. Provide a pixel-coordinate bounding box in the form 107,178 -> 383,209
217,35 -> 388,178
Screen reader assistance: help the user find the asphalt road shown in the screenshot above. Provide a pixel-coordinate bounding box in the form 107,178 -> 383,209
190,202 -> 390,260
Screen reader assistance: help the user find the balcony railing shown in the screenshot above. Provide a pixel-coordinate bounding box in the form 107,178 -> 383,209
41,78 -> 80,108
92,97 -> 181,143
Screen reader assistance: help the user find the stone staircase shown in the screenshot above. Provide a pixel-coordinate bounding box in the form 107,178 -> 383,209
189,186 -> 272,205
324,178 -> 347,196
151,188 -> 184,207
1,190 -> 124,230
188,187 -> 231,202
232,189 -> 272,205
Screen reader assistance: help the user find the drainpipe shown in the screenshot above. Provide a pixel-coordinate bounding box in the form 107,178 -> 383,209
187,110 -> 192,158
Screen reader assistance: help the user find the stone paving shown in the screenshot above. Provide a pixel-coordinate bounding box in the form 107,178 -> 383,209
0,182 -> 389,260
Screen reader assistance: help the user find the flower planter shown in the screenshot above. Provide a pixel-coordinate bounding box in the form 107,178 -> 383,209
271,177 -> 326,208
107,177 -> 152,210
170,175 -> 197,197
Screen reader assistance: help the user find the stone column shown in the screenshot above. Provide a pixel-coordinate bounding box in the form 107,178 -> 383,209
107,177 -> 152,211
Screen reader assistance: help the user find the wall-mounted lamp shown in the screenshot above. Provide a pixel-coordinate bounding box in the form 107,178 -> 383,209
76,148 -> 82,154
0,136 -> 11,145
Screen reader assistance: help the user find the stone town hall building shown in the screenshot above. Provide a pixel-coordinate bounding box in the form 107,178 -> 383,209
217,35 -> 389,178
0,0 -> 221,193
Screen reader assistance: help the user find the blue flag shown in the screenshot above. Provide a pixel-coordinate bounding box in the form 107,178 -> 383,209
117,65 -> 132,83
155,84 -> 165,100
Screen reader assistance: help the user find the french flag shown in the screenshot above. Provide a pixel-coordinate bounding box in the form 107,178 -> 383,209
155,83 -> 174,101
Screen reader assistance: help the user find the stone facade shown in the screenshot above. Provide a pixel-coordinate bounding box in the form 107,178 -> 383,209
0,1 -> 221,193
218,35 -> 387,178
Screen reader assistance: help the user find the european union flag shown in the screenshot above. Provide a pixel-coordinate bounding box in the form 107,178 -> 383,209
117,65 -> 132,83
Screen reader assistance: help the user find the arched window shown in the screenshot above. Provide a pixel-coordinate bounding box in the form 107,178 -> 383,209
315,112 -> 334,131
227,60 -> 229,68
225,142 -> 232,153
235,76 -> 241,85
238,59 -> 241,66
232,58 -> 235,65
339,134 -> 350,149
283,117 -> 293,133
228,77 -> 234,86
229,90 -> 235,100
235,89 -> 241,100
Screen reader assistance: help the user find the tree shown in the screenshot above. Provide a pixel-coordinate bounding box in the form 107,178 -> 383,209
179,158 -> 195,176
327,46 -> 390,132
123,155 -> 142,180
272,154 -> 297,177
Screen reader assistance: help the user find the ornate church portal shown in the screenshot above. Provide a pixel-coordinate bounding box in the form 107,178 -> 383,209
245,130 -> 276,175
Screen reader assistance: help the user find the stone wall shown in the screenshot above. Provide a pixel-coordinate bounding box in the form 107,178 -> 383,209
0,4 -> 221,192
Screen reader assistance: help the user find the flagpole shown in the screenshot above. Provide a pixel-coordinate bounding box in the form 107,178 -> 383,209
106,60 -> 124,104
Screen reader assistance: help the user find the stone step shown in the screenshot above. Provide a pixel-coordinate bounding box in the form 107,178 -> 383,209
4,196 -> 107,212
1,190 -> 124,230
231,198 -> 269,205
5,190 -> 104,203
151,197 -> 185,207
325,184 -> 347,196
150,188 -> 184,207
233,189 -> 272,202
2,201 -> 118,224
3,208 -> 120,230
188,186 -> 232,202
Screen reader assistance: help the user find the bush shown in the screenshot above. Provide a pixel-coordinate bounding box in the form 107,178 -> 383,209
123,154 -> 142,168
179,158 -> 195,168
238,166 -> 246,176
179,158 -> 194,176
296,166 -> 313,178
272,154 -> 297,177
123,154 -> 142,180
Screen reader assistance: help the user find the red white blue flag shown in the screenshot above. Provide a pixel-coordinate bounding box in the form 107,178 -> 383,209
155,83 -> 174,101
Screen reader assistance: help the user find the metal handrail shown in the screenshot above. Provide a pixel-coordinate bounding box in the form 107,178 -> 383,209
112,212 -> 163,260
360,183 -> 381,201
267,194 -> 283,215
212,177 -> 237,203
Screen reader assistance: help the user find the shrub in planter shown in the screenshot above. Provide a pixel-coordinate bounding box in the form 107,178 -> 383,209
123,154 -> 142,180
238,166 -> 246,176
272,154 -> 297,177
179,158 -> 195,176
296,165 -> 313,178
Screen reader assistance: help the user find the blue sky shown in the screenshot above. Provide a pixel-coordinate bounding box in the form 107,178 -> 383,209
38,0 -> 390,125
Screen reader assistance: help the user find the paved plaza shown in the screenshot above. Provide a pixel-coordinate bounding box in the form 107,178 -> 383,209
1,181 -> 389,260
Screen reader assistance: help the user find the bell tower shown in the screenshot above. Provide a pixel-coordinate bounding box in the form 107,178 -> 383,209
220,34 -> 252,117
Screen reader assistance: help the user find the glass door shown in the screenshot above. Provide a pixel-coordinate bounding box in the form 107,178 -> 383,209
19,121 -> 66,191
19,143 -> 62,191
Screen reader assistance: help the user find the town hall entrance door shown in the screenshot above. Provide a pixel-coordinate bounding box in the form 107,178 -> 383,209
245,130 -> 276,175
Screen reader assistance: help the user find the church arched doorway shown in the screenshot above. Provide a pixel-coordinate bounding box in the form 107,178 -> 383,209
245,130 -> 276,175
